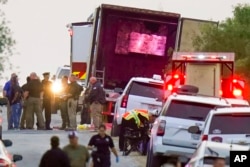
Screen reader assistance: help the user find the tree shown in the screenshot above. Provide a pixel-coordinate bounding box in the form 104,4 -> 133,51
0,0 -> 16,77
193,3 -> 250,77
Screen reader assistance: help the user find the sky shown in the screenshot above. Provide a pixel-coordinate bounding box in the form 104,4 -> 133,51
1,0 -> 250,86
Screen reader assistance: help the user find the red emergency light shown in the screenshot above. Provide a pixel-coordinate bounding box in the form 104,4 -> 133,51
233,89 -> 242,97
221,77 -> 245,99
173,74 -> 179,79
167,84 -> 173,91
232,79 -> 238,83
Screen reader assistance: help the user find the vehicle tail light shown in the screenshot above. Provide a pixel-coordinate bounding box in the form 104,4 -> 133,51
201,135 -> 208,141
0,158 -> 9,167
157,120 -> 166,136
211,136 -> 223,142
120,95 -> 128,108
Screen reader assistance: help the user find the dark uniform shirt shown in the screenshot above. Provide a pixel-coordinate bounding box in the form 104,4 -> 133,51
42,79 -> 52,100
21,83 -> 28,92
88,134 -> 115,154
68,81 -> 82,99
39,147 -> 70,167
88,81 -> 106,104
26,79 -> 43,98
21,83 -> 29,99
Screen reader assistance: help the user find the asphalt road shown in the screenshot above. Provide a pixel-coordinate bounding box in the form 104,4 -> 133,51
0,106 -> 146,167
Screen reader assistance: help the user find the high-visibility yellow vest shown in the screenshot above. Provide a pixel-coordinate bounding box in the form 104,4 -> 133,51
123,109 -> 149,127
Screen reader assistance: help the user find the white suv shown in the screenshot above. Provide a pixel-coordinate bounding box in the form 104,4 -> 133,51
111,75 -> 164,136
189,107 -> 250,146
146,85 -> 231,167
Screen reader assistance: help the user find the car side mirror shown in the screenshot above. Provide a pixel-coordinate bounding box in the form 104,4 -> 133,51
2,139 -> 12,147
13,154 -> 23,162
188,126 -> 201,134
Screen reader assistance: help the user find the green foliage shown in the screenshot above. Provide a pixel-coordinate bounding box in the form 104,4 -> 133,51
193,3 -> 250,77
0,0 -> 16,76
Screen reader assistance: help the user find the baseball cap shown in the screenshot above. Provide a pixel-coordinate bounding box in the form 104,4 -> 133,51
68,131 -> 78,139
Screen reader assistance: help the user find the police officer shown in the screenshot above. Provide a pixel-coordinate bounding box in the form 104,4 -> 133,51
59,76 -> 70,130
41,72 -> 53,130
88,77 -> 106,131
25,72 -> 45,129
66,74 -> 83,130
119,109 -> 150,154
20,76 -> 31,129
80,84 -> 92,124
88,124 -> 119,167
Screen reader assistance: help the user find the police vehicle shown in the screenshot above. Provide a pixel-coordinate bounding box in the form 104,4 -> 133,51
146,85 -> 232,167
111,74 -> 164,137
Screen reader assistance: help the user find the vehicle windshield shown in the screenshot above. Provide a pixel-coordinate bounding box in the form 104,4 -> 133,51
164,100 -> 218,121
209,114 -> 250,134
203,156 -> 229,165
129,81 -> 163,99
57,69 -> 70,79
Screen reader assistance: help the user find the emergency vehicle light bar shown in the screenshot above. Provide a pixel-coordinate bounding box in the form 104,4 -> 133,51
181,55 -> 226,60
172,52 -> 235,62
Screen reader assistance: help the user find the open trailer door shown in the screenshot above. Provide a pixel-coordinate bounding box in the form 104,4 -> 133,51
68,22 -> 93,86
177,18 -> 219,52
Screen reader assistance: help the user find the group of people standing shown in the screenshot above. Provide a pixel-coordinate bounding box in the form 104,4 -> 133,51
2,71 -> 106,131
2,72 -> 84,130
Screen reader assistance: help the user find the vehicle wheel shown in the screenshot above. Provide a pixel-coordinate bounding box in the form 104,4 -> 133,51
111,120 -> 120,137
146,148 -> 161,167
